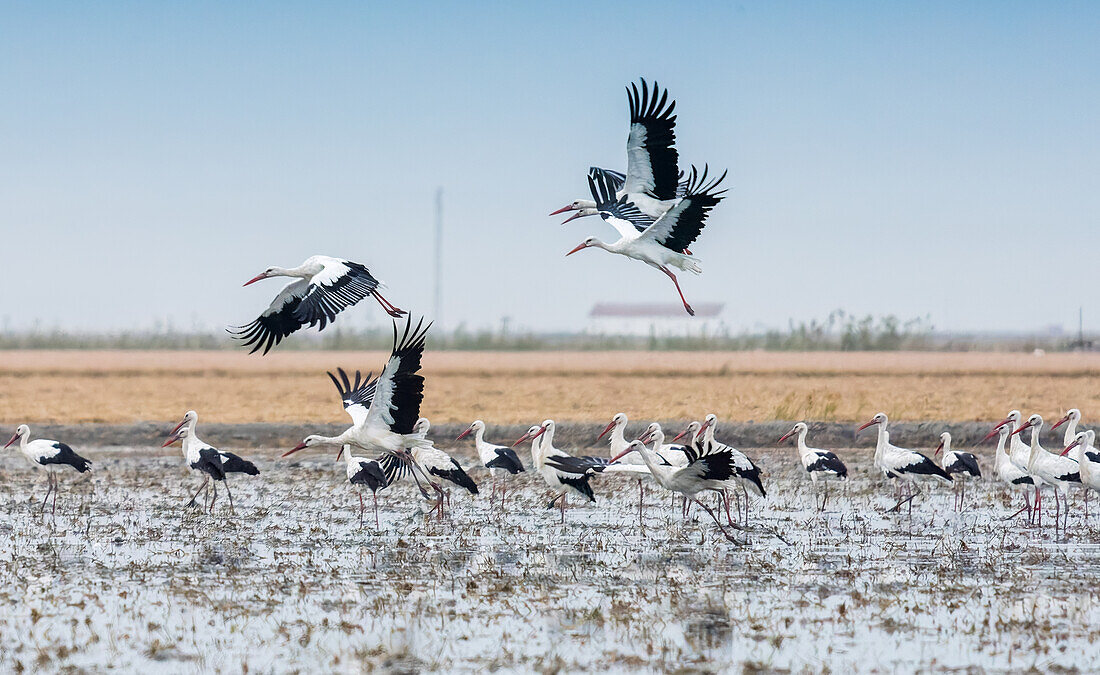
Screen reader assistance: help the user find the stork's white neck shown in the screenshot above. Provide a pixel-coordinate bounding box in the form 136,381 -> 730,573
632,442 -> 670,487
608,423 -> 629,456
1063,417 -> 1079,448
794,427 -> 811,457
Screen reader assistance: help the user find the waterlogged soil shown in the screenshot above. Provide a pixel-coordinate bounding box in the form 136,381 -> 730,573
1,446 -> 1098,673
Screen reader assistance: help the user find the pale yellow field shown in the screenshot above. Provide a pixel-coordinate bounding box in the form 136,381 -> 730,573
1,350 -> 1098,425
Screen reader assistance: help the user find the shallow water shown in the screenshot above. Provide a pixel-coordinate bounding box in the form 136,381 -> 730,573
0,447 -> 1097,672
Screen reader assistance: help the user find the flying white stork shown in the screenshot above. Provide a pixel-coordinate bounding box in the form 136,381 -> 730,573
933,432 -> 981,511
777,422 -> 847,511
551,79 -> 684,222
565,165 -> 726,316
4,425 -> 92,517
231,255 -> 405,355
283,317 -> 445,510
456,420 -> 525,508
1012,414 -> 1080,533
856,413 -> 951,514
513,419 -> 605,523
162,419 -> 259,513
1062,430 -> 1100,520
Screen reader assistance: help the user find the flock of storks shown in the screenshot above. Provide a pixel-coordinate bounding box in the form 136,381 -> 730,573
5,79 -> 1092,543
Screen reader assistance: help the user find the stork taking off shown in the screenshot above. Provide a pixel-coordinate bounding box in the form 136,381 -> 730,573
457,420 -> 525,509
231,255 -> 405,355
777,422 -> 847,511
5,425 -> 91,518
551,79 -> 683,222
566,165 -> 726,316
162,423 -> 259,514
857,413 -> 951,514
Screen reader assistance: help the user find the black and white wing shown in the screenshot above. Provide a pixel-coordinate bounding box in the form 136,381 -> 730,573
946,452 -> 981,478
640,165 -> 727,253
806,451 -> 847,478
294,258 -> 388,330
622,79 -> 680,201
485,447 -> 525,474
587,169 -> 654,239
349,459 -> 389,492
588,166 -> 626,194
327,367 -> 377,428
364,317 -> 432,435
230,279 -> 311,355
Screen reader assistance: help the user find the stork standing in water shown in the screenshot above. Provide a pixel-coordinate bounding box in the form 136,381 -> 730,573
162,414 -> 259,513
933,432 -> 981,511
982,423 -> 1035,522
1062,430 -> 1100,520
985,410 -> 1046,526
856,413 -> 951,514
231,255 -> 405,355
1012,414 -> 1080,534
406,418 -> 478,517
513,420 -> 603,523
456,420 -> 524,509
552,79 -> 684,223
284,317 -> 446,513
679,414 -> 765,526
5,425 -> 91,517
336,444 -> 397,529
610,435 -> 743,544
777,422 -> 847,511
565,166 -> 726,316
597,413 -> 651,522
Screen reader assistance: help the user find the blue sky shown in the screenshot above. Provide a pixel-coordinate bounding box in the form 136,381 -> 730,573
1,2 -> 1097,334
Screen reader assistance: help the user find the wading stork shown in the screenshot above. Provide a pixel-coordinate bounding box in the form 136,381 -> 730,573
856,413 -> 951,514
4,425 -> 91,518
933,432 -> 981,511
777,422 -> 847,511
513,420 -> 604,523
456,420 -> 525,509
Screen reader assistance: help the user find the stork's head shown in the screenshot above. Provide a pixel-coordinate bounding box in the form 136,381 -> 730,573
513,424 -> 545,448
414,418 -> 431,435
610,440 -> 647,464
672,420 -> 701,444
456,420 -> 484,441
566,237 -> 600,256
597,413 -> 628,441
283,434 -> 328,457
243,266 -> 281,286
637,422 -> 662,445
4,424 -> 29,449
1061,431 -> 1089,457
778,422 -> 808,445
1012,413 -> 1044,437
934,431 -> 951,457
549,199 -> 597,221
1051,408 -> 1081,431
170,410 -> 198,435
857,412 -> 888,433
162,426 -> 191,447
699,414 -> 719,438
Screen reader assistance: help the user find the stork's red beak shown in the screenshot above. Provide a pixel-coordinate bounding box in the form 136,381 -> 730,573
566,242 -> 588,256
596,421 -> 617,442
672,427 -> 691,443
243,273 -> 267,286
282,441 -> 308,457
1051,415 -> 1070,431
561,212 -> 587,225
549,204 -> 576,216
1010,422 -> 1031,436
4,433 -> 18,449
161,431 -> 181,448
696,419 -> 713,440
934,441 -> 944,457
336,446 -> 344,461
856,419 -> 878,432
456,427 -> 473,441
1061,441 -> 1079,457
777,429 -> 795,444
169,418 -> 187,435
514,424 -> 549,447
981,417 -> 1012,442
609,445 -> 637,464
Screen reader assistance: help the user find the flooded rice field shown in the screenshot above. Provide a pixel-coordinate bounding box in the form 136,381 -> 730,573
1,445 -> 1099,673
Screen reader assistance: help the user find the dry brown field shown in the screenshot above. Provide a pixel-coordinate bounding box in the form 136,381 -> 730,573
1,350 -> 1098,425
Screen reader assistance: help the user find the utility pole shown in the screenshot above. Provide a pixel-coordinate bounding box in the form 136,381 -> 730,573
433,187 -> 443,332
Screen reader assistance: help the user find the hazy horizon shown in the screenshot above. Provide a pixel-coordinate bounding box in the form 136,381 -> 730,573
3,3 -> 1098,336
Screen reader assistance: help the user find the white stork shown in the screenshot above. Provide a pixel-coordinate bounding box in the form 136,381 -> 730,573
1012,414 -> 1080,533
1051,408 -> 1082,459
551,79 -> 684,222
1062,430 -> 1100,520
283,317 -> 445,509
162,417 -> 259,513
982,423 -> 1035,522
513,419 -> 604,523
456,420 -> 525,508
856,413 -> 951,514
4,425 -> 91,517
565,165 -> 726,316
406,418 -> 479,516
685,414 -> 765,526
933,432 -> 981,511
231,255 -> 405,355
610,438 -> 743,544
336,444 -> 395,529
985,410 -> 1046,525
777,422 -> 847,511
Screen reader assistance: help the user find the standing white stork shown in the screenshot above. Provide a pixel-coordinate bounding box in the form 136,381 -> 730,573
4,425 -> 91,517
1011,414 -> 1080,534
565,165 -> 726,316
982,423 -> 1035,522
283,317 -> 446,511
777,422 -> 847,511
551,79 -> 683,222
688,414 -> 765,526
336,444 -> 399,529
985,410 -> 1046,526
856,413 -> 952,514
231,255 -> 405,355
513,420 -> 604,523
933,432 -> 981,511
161,421 -> 259,513
456,420 -> 525,509
1062,430 -> 1100,520
610,438 -> 743,544
407,418 -> 479,516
